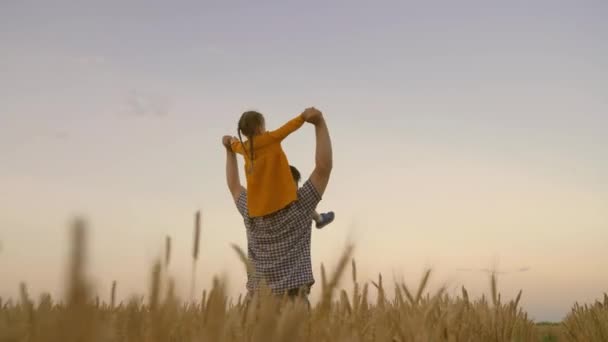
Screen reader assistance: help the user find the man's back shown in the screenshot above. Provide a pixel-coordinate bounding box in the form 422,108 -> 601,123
236,180 -> 321,294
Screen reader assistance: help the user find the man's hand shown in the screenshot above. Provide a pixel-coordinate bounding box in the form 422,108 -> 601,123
222,135 -> 236,150
301,107 -> 323,125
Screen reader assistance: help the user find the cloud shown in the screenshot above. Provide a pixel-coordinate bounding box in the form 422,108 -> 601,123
75,55 -> 107,66
122,90 -> 172,117
205,45 -> 228,56
51,131 -> 70,140
31,130 -> 71,141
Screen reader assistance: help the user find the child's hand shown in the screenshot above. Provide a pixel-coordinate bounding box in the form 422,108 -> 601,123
222,135 -> 234,149
302,107 -> 323,125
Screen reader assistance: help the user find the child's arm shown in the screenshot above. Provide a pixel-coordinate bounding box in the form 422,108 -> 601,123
230,138 -> 245,155
268,113 -> 306,141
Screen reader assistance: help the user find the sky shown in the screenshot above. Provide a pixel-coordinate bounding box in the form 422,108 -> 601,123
1,0 -> 607,322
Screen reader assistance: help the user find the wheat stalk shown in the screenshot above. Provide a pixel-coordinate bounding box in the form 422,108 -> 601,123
165,236 -> 172,268
110,280 -> 116,309
191,210 -> 201,300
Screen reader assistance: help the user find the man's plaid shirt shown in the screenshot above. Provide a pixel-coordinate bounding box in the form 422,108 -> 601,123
236,180 -> 321,294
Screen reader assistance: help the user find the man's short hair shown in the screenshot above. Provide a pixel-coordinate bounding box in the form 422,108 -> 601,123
290,165 -> 301,183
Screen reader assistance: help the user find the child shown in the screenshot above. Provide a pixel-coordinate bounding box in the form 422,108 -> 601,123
230,110 -> 334,228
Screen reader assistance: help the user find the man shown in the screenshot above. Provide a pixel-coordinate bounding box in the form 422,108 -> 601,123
222,107 -> 332,300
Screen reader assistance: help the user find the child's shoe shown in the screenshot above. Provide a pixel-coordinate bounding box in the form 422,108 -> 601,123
315,212 -> 335,229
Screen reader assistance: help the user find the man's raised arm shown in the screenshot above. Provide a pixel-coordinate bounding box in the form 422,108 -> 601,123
303,108 -> 333,196
223,136 -> 245,202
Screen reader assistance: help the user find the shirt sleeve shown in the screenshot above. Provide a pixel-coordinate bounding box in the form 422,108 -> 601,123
231,139 -> 245,155
296,179 -> 322,214
267,114 -> 305,141
235,190 -> 249,218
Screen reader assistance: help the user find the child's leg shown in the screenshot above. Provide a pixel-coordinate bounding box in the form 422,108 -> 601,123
312,211 -> 322,223
313,210 -> 335,229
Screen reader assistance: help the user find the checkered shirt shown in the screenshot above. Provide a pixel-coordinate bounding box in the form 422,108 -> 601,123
236,180 -> 321,295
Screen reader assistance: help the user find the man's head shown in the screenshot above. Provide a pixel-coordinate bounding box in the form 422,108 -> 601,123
290,165 -> 301,184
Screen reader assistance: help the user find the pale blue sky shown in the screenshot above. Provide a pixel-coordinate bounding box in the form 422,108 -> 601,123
1,0 -> 607,321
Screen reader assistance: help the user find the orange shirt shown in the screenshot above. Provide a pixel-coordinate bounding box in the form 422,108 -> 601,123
231,114 -> 305,217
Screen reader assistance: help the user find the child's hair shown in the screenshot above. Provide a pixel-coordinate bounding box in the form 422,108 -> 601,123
290,165 -> 301,184
237,111 -> 265,173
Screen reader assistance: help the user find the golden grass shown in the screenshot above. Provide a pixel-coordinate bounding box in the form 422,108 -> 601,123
0,218 -> 605,341
563,294 -> 608,341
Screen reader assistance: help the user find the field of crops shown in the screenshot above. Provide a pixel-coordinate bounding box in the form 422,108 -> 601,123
1,219 -> 606,341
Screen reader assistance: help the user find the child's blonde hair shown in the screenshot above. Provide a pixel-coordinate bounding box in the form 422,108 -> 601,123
237,111 -> 265,173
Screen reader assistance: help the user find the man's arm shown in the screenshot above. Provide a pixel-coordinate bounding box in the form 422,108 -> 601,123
306,110 -> 333,197
223,136 -> 246,202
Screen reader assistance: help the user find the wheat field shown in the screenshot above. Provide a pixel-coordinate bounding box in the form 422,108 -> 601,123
1,218 -> 606,342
